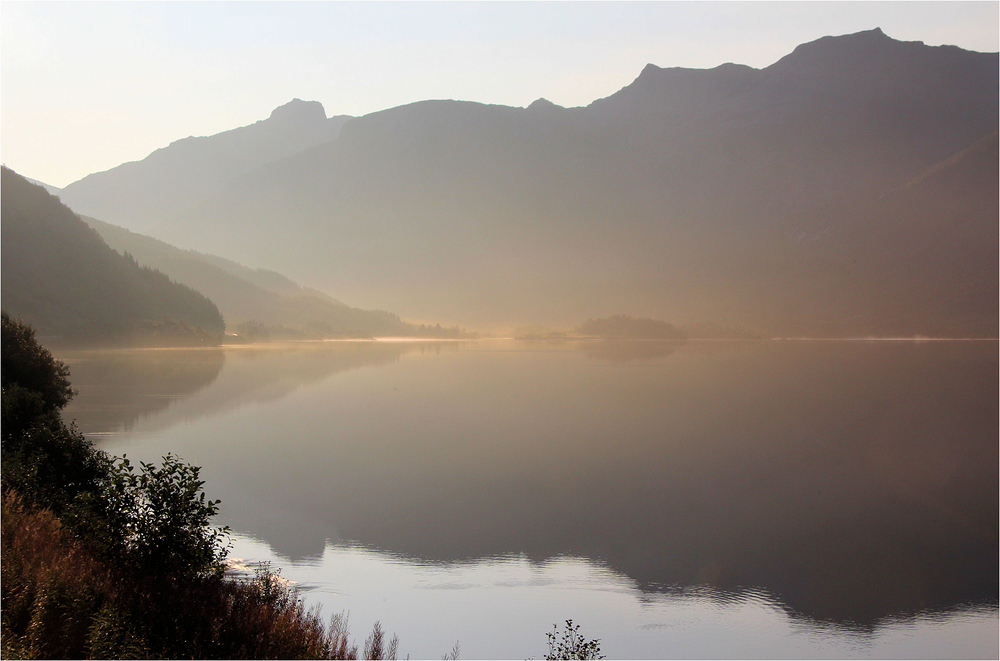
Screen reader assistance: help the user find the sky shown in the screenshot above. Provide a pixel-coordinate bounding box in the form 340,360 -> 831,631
2,1 -> 997,188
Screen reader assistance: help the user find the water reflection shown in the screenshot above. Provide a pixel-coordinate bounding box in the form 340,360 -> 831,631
225,532 -> 998,659
61,341 -> 430,435
59,347 -> 225,433
578,339 -> 683,362
57,340 -> 998,637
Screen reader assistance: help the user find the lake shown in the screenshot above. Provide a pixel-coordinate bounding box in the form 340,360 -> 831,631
58,339 -> 998,659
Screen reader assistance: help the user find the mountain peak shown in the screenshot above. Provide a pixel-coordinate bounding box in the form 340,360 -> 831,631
762,28 -> 994,91
269,98 -> 327,124
527,98 -> 563,112
803,27 -> 896,50
768,28 -> 912,71
631,60 -> 754,85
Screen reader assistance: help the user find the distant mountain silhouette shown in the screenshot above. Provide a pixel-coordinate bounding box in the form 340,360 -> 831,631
23,177 -> 62,197
56,31 -> 998,336
1,167 -> 224,346
84,216 -> 424,339
58,99 -> 352,233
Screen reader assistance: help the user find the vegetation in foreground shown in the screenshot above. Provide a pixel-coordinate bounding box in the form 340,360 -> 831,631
0,311 -> 397,659
544,620 -> 604,660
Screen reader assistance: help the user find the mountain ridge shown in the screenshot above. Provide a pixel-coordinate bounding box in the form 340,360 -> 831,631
58,99 -> 354,233
51,30 -> 999,336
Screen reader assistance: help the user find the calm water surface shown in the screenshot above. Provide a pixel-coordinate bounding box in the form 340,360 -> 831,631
59,339 -> 998,659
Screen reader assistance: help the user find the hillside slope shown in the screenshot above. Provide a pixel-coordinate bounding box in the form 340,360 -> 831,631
772,131 -> 999,337
84,217 -> 418,339
1,168 -> 225,346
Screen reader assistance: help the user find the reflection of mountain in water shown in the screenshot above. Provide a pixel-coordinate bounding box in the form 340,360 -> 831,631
59,348 -> 226,433
244,342 -> 996,628
60,341 -> 425,435
63,341 -> 998,630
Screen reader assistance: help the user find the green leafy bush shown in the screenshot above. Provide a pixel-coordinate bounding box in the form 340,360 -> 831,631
2,413 -> 110,516
1,311 -> 74,414
102,453 -> 231,577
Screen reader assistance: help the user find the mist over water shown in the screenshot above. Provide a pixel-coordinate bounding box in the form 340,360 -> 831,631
59,339 -> 998,658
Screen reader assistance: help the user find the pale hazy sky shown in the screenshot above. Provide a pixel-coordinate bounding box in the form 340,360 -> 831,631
2,1 -> 997,188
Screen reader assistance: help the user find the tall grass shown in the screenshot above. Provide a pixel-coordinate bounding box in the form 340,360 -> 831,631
2,492 -> 114,659
1,491 -> 395,659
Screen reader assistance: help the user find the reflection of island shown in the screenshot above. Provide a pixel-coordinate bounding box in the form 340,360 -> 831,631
577,339 -> 682,362
576,315 -> 685,340
515,317 -> 689,359
59,348 -> 226,433
516,318 -> 691,362
222,341 -> 996,629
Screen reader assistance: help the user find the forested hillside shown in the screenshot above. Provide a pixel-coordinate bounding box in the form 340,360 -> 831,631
1,167 -> 225,346
84,217 -> 465,340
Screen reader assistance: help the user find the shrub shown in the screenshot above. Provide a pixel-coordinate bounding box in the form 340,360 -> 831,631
545,620 -> 604,660
1,311 -> 74,416
102,453 -> 231,578
2,312 -> 112,519
2,413 -> 111,516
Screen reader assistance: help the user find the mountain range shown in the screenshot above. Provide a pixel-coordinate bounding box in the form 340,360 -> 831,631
53,29 -> 999,336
